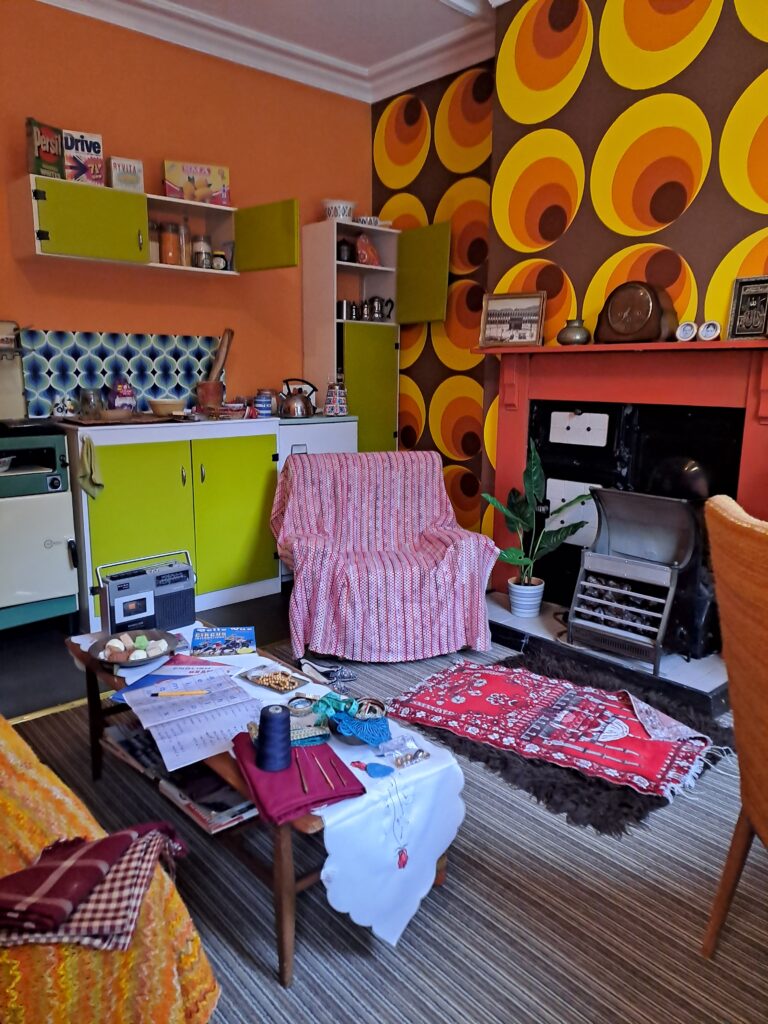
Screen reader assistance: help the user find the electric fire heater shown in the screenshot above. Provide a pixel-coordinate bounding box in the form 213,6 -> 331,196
567,489 -> 697,675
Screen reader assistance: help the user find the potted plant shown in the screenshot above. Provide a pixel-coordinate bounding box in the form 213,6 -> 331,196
483,440 -> 591,618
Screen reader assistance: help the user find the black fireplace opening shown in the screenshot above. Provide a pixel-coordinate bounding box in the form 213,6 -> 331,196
526,400 -> 746,659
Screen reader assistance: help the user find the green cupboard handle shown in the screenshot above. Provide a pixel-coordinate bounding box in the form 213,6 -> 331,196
137,228 -> 144,252
200,464 -> 206,484
181,466 -> 187,486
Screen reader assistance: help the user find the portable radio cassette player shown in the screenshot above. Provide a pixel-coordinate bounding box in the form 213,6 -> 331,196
94,552 -> 196,633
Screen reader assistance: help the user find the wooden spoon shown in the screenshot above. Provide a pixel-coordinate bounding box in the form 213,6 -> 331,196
207,327 -> 234,382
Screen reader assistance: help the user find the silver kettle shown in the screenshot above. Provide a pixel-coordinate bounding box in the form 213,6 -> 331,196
279,379 -> 317,418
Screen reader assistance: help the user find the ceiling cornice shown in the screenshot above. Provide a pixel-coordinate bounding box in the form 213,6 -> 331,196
37,0 -> 495,103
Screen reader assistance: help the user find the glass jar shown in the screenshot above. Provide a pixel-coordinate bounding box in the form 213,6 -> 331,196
192,235 -> 213,270
179,217 -> 192,267
160,223 -> 180,265
79,387 -> 104,417
148,221 -> 160,263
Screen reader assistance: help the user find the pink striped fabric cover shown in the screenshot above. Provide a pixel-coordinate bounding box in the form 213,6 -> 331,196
271,451 -> 499,662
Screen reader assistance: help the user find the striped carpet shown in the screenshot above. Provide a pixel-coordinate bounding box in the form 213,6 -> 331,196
15,643 -> 768,1024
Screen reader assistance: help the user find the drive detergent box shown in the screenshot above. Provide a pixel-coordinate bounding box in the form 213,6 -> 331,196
63,129 -> 105,185
26,118 -> 64,179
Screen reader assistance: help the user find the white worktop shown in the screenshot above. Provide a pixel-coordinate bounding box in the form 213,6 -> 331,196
60,414 -> 357,446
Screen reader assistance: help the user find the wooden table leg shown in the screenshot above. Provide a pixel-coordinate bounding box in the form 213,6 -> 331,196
272,823 -> 296,987
434,852 -> 449,887
85,666 -> 103,781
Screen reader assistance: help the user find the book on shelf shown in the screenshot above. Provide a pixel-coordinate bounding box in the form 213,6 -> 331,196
191,626 -> 257,655
102,716 -> 258,834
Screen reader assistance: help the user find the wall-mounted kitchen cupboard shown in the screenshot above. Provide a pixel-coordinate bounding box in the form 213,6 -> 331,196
302,219 -> 450,451
66,421 -> 281,630
9,175 -> 299,275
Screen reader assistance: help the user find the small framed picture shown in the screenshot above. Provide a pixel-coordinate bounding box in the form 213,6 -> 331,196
727,276 -> 768,340
479,291 -> 546,348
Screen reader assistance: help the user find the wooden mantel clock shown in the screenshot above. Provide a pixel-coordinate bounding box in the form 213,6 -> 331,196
595,281 -> 678,344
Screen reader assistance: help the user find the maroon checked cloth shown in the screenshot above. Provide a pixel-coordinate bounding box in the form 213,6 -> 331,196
0,823 -> 184,951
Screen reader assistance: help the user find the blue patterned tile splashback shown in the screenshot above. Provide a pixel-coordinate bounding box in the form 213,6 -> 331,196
20,331 -> 219,417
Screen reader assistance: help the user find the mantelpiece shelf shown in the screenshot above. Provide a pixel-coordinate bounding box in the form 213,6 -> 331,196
334,318 -> 393,326
473,339 -> 768,355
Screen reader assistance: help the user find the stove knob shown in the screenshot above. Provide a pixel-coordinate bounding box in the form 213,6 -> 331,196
47,476 -> 62,491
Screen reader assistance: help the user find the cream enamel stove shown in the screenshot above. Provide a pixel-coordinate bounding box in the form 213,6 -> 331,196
0,421 -> 79,629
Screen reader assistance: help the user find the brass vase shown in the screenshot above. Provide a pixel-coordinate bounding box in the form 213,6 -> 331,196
557,317 -> 591,346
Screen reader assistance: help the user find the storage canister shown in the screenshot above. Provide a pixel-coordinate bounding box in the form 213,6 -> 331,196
160,223 -> 180,265
148,221 -> 160,263
192,235 -> 213,270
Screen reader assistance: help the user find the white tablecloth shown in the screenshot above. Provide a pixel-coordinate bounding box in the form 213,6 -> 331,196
70,627 -> 465,944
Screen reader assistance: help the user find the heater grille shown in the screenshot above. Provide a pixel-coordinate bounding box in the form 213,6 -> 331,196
566,489 -> 693,675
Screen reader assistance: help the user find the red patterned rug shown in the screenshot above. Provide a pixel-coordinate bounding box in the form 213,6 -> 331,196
388,663 -> 712,801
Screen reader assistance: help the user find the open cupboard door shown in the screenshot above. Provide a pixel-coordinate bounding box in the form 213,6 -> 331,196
234,198 -> 299,271
395,222 -> 450,324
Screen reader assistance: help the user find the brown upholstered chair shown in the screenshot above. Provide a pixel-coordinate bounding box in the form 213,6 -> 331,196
702,494 -> 768,956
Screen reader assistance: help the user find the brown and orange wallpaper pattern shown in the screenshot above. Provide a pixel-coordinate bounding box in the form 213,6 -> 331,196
372,63 -> 498,536
490,0 -> 768,344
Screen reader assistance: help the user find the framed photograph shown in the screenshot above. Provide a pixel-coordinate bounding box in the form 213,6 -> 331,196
727,276 -> 768,340
479,291 -> 546,348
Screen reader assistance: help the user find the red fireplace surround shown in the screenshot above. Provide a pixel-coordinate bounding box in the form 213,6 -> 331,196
484,339 -> 768,588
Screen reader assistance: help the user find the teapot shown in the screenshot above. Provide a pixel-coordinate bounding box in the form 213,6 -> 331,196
279,379 -> 318,418
369,296 -> 394,321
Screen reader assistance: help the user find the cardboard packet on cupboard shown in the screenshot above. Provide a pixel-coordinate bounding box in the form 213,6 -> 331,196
63,129 -> 105,185
26,118 -> 64,178
163,160 -> 231,205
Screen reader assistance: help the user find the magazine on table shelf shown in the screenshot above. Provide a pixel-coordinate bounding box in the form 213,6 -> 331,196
102,714 -> 258,834
191,626 -> 257,656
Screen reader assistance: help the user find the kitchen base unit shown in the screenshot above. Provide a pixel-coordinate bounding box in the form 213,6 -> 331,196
65,415 -> 358,631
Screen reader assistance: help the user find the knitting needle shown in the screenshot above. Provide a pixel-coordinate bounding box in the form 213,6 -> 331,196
150,689 -> 208,697
313,751 -> 335,789
330,759 -> 346,785
295,749 -> 308,794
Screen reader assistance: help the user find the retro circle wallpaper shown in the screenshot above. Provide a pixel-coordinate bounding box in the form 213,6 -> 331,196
373,1 -> 768,528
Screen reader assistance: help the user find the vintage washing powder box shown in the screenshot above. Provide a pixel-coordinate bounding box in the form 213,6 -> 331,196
63,129 -> 104,185
163,160 -> 231,205
26,118 -> 65,178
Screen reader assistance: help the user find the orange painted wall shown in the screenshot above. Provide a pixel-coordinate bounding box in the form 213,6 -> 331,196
0,0 -> 372,395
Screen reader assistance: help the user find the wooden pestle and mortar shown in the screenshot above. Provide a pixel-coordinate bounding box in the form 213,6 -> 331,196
197,327 -> 233,415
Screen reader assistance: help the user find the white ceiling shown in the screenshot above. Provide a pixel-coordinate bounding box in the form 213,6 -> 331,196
38,0 -> 499,102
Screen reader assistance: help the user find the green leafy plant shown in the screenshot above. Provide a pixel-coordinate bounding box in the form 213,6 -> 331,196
482,440 -> 591,585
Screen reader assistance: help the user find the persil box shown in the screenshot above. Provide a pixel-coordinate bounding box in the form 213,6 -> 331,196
163,161 -> 230,205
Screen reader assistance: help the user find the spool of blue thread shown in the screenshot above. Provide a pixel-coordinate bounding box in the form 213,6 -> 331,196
256,704 -> 292,772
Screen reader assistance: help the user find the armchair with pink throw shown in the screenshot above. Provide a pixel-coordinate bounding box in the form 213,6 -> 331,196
271,451 -> 499,662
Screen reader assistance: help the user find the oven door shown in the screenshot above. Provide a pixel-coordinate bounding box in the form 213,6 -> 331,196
0,493 -> 78,609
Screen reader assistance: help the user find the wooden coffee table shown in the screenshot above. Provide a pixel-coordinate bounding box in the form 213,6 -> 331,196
64,636 -> 446,987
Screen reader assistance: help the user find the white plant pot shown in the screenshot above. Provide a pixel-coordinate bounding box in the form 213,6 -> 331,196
507,577 -> 545,618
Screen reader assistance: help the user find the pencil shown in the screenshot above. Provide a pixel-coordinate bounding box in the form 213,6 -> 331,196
150,690 -> 209,697
313,751 -> 335,789
295,749 -> 308,794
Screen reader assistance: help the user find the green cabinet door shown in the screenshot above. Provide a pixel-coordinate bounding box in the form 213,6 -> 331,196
191,435 -> 278,594
234,198 -> 299,271
396,222 -> 450,324
343,323 -> 399,452
34,176 -> 149,263
88,442 -> 195,601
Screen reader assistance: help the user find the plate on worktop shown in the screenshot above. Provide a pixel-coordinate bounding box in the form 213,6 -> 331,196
89,629 -> 180,668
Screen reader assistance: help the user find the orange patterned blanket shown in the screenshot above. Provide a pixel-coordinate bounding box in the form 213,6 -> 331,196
0,716 -> 219,1024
